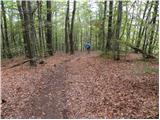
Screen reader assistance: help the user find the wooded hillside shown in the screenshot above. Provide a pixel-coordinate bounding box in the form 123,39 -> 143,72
1,0 -> 159,119
1,1 -> 159,65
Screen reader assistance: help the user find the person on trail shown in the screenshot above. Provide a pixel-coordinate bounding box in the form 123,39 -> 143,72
85,42 -> 91,54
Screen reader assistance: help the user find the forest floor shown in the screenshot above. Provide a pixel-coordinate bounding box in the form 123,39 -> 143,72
1,51 -> 159,119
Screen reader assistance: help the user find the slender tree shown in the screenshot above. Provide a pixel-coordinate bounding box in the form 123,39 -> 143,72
55,8 -> 58,51
79,16 -> 83,52
148,1 -> 158,54
46,1 -> 53,55
9,9 -> 17,55
142,2 -> 153,56
106,1 -> 113,51
1,21 -> 6,58
69,0 -> 76,54
102,0 -> 107,50
17,1 -> 28,57
89,15 -> 92,45
135,1 -> 149,53
1,1 -> 12,58
65,0 -> 70,53
114,1 -> 123,60
37,1 -> 45,57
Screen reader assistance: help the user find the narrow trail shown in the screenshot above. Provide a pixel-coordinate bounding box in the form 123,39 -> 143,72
23,52 -> 100,118
1,52 -> 100,118
1,52 -> 159,119
24,62 -> 68,118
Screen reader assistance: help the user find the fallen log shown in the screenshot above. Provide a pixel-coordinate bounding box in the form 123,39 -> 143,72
127,44 -> 157,59
9,59 -> 46,69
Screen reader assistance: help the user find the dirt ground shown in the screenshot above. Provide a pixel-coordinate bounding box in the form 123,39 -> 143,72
1,51 -> 159,119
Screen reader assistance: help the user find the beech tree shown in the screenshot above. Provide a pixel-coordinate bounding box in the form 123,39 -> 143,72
46,1 -> 53,56
106,1 -> 113,51
17,1 -> 28,57
135,1 -> 149,53
69,0 -> 76,54
21,1 -> 37,66
102,0 -> 107,51
113,1 -> 123,60
148,1 -> 158,55
65,0 -> 70,53
1,0 -> 12,58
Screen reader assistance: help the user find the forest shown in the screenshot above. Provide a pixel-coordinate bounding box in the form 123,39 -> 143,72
1,0 -> 159,119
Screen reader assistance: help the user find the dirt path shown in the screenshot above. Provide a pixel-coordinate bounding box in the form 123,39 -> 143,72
22,62 -> 68,118
1,52 -> 159,119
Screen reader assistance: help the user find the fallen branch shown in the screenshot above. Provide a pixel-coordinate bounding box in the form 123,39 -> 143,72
10,60 -> 30,68
9,59 -> 46,69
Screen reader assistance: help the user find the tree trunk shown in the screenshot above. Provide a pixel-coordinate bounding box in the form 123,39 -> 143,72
81,29 -> 83,51
22,1 -> 36,66
148,1 -> 158,54
37,1 -> 44,57
114,1 -> 123,60
65,0 -> 70,53
142,2 -> 153,55
69,0 -> 76,54
152,24 -> 158,48
1,22 -> 6,58
102,0 -> 107,51
89,15 -> 92,45
46,1 -> 53,55
106,1 -> 113,51
28,1 -> 37,65
9,9 -> 17,56
135,1 -> 149,53
1,1 -> 12,58
17,1 -> 29,57
77,9 -> 83,52
55,10 -> 58,52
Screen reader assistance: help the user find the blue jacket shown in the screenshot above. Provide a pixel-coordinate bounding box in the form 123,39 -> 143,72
85,43 -> 91,49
